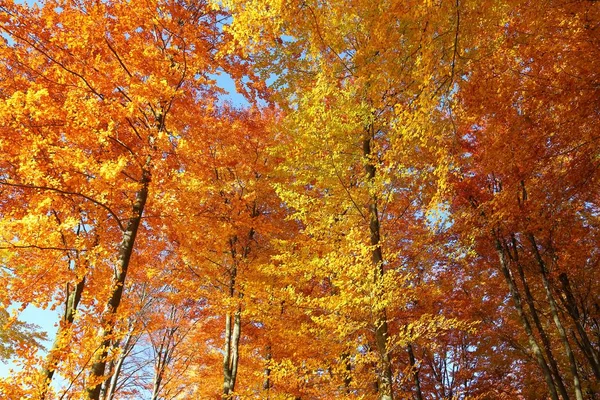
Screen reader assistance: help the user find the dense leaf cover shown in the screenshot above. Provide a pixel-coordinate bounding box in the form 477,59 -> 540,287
0,0 -> 598,398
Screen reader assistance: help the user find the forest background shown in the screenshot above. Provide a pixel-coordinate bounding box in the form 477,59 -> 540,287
0,0 -> 598,399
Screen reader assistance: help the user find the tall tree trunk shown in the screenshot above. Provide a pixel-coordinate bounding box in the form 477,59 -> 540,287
559,273 -> 600,381
223,225 -> 256,398
506,237 -> 570,399
363,133 -> 394,400
86,172 -> 149,400
263,345 -> 272,396
40,276 -> 85,399
104,330 -> 136,400
223,307 -> 242,398
223,235 -> 243,399
152,325 -> 178,400
528,234 -> 584,400
407,343 -> 423,400
494,234 -> 560,400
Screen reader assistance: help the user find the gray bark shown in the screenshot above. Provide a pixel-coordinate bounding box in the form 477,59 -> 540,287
223,308 -> 241,398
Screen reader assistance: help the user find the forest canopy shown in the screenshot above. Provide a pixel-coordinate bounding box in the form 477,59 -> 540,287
0,0 -> 599,398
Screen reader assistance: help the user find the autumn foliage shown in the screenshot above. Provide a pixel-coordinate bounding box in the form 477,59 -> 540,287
0,0 -> 598,399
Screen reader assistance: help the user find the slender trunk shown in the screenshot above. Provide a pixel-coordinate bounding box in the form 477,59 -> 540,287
152,330 -> 167,399
424,348 -> 444,398
263,345 -> 272,395
363,134 -> 393,400
223,307 -> 242,398
494,235 -> 559,400
559,273 -> 600,380
100,358 -> 115,400
104,353 -> 123,400
341,352 -> 352,393
152,325 -> 177,400
528,234 -> 584,400
223,225 -> 255,398
230,310 -> 241,390
152,369 -> 163,399
223,312 -> 233,394
507,237 -> 570,399
40,276 -> 86,399
86,172 -> 149,400
223,237 -> 241,399
407,344 -> 423,400
100,343 -> 119,400
105,331 -> 135,400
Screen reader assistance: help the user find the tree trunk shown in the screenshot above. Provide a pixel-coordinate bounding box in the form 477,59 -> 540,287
104,330 -> 135,400
506,237 -> 570,399
263,345 -> 272,395
222,225 -> 256,398
407,343 -> 423,400
363,134 -> 394,400
494,234 -> 560,400
559,273 -> 600,381
86,172 -> 149,400
528,234 -> 584,400
223,235 -> 242,399
223,307 -> 242,398
40,276 -> 85,399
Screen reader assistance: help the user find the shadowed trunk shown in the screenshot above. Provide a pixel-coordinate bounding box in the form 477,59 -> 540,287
528,233 -> 584,400
86,171 -> 149,400
40,276 -> 85,399
408,343 -> 423,400
494,233 -> 560,400
263,345 -> 272,395
506,236 -> 570,400
559,273 -> 600,380
363,133 -> 394,400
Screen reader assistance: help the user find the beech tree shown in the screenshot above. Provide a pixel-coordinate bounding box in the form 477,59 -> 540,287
222,0 -> 486,398
0,0 -> 241,397
446,0 -> 600,398
0,0 -> 598,398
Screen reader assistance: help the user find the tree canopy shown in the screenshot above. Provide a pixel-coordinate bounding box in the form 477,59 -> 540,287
0,0 -> 598,398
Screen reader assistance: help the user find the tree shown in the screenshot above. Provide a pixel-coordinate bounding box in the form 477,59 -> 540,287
1,0 -> 598,398
446,0 -> 600,397
222,0 -> 483,398
0,0 -> 241,397
166,106 -> 291,398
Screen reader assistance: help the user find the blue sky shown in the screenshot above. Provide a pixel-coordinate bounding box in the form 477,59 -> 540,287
0,306 -> 59,378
